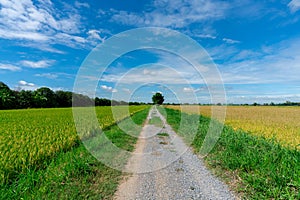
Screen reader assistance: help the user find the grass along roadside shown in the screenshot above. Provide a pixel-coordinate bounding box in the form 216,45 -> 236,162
160,107 -> 300,199
149,116 -> 164,128
157,132 -> 169,137
0,107 -> 150,200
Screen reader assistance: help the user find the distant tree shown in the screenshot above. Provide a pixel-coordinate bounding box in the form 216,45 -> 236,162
111,100 -> 120,106
119,101 -> 127,105
129,101 -> 139,105
152,92 -> 164,105
33,87 -> 55,108
0,82 -> 16,109
16,90 -> 34,108
0,81 -> 157,110
72,93 -> 93,107
283,101 -> 297,106
55,90 -> 72,107
95,97 -> 111,106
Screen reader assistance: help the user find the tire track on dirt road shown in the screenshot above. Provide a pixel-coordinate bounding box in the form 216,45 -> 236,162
114,106 -> 236,200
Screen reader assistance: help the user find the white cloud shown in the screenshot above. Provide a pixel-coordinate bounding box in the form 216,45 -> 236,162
20,60 -> 54,68
222,38 -> 241,44
101,66 -> 197,84
18,80 -> 35,86
208,44 -> 239,61
75,1 -> 90,8
100,85 -> 117,93
195,34 -> 217,39
100,50 -> 212,85
288,0 -> 300,13
111,0 -> 229,28
0,0 -> 80,36
122,88 -> 131,93
227,94 -> 300,104
54,33 -> 86,47
0,0 -> 104,50
218,37 -> 300,84
35,72 -> 74,79
0,29 -> 49,41
143,69 -> 157,76
87,30 -> 101,40
0,63 -> 21,71
15,80 -> 65,91
35,73 -> 58,79
87,29 -> 106,44
232,50 -> 262,61
16,80 -> 37,90
152,91 -> 162,94
23,43 -> 66,54
183,87 -> 194,92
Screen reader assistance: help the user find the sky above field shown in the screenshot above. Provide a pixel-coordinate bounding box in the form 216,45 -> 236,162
0,0 -> 300,104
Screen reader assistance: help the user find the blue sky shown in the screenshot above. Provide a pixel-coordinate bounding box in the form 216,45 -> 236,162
0,0 -> 300,104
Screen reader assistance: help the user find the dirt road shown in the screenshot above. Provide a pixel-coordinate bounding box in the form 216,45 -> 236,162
114,106 -> 235,200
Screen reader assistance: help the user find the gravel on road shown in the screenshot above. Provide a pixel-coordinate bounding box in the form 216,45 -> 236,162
114,106 -> 236,200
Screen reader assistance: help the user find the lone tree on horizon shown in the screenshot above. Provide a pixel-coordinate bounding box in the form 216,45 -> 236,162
152,92 -> 164,105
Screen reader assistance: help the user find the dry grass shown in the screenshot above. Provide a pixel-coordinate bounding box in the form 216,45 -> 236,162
166,105 -> 300,149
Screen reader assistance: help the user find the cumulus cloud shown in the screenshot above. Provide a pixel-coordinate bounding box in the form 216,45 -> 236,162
87,29 -> 106,44
100,50 -> 208,85
34,72 -> 73,79
110,0 -> 229,28
16,80 -> 65,91
0,30 -> 49,41
288,0 -> 300,13
18,80 -> 35,86
143,69 -> 157,76
35,73 -> 58,79
0,0 -> 80,37
20,60 -> 54,68
100,85 -> 117,93
75,1 -> 90,8
0,63 -> 21,71
218,38 -> 300,84
16,80 -> 37,91
195,34 -> 217,39
183,87 -> 195,92
87,30 -> 101,40
0,0 -> 106,51
222,38 -> 241,44
227,94 -> 300,104
122,88 -> 131,93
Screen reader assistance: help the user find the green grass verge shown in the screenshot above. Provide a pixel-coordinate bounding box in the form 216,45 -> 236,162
157,133 -> 169,137
0,107 -> 150,200
149,116 -> 164,127
161,107 -> 300,200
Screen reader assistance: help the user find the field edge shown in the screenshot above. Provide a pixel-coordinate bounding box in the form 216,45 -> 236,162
160,106 -> 300,200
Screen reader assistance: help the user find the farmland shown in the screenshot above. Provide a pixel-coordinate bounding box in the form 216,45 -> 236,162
1,104 -> 299,199
166,105 -> 300,149
161,107 -> 300,199
0,106 -> 148,185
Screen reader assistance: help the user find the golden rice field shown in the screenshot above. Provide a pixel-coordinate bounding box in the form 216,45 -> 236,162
166,105 -> 300,149
0,106 -> 147,184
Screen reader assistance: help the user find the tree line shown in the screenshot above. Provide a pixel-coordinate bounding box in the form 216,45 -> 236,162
0,82 -> 147,110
